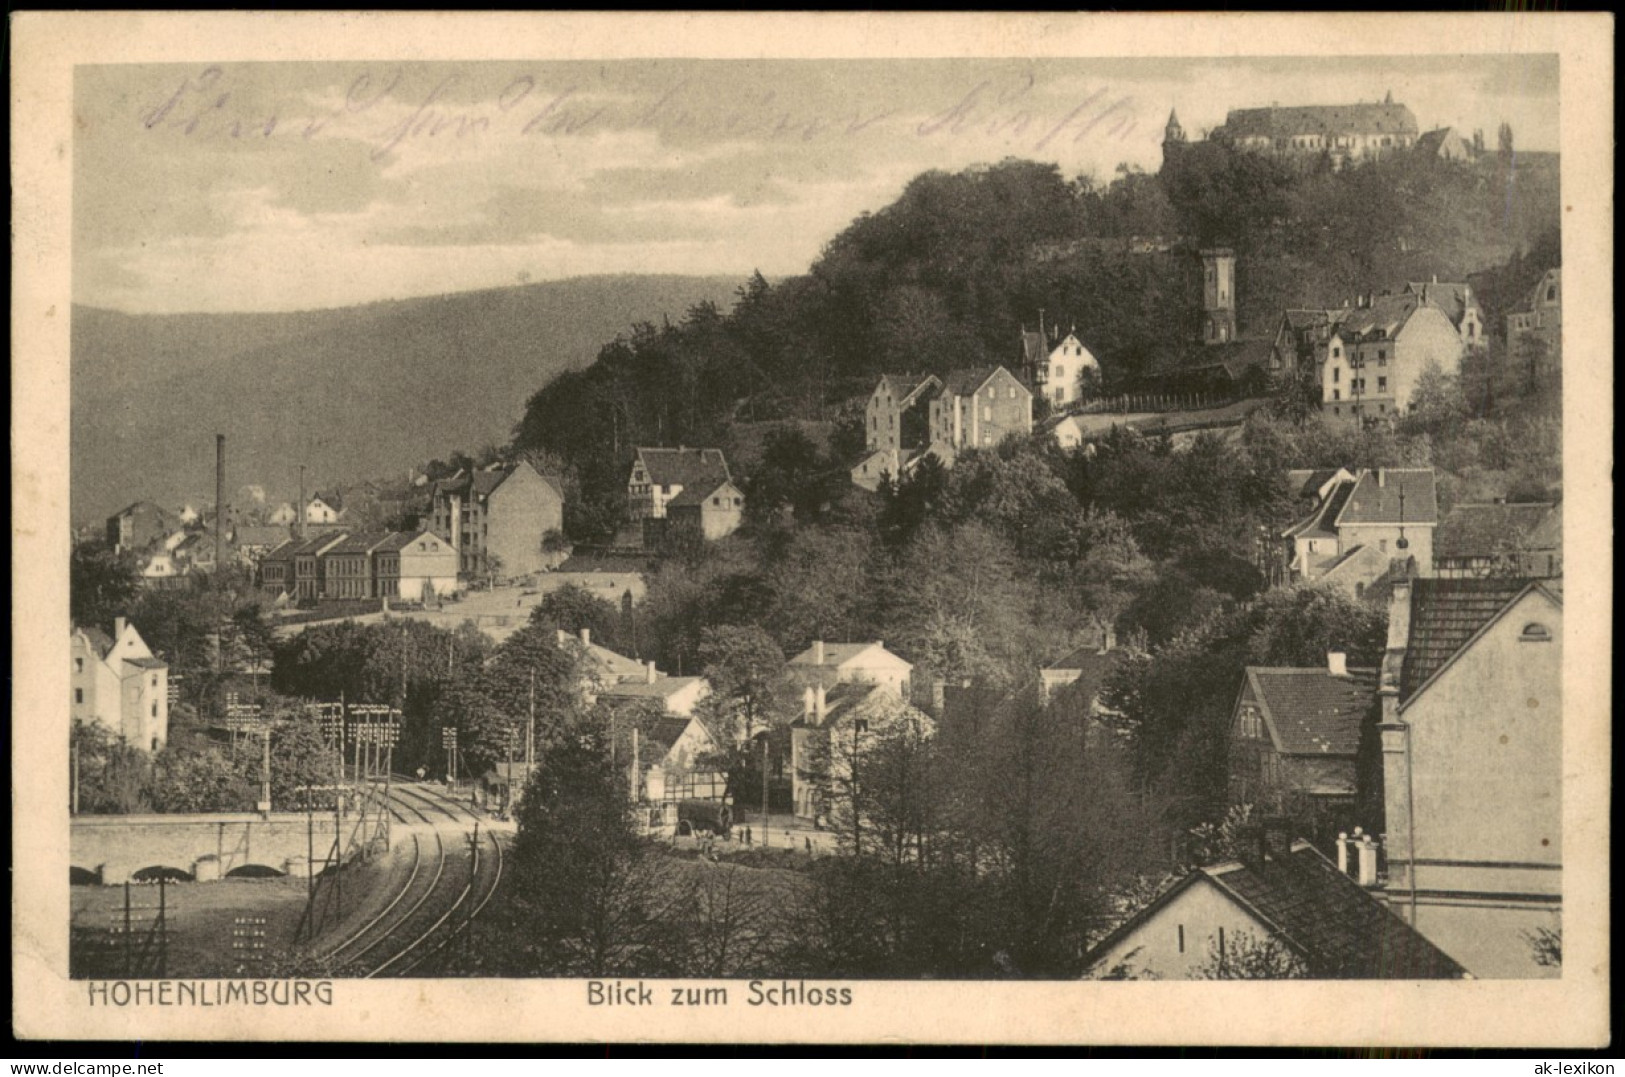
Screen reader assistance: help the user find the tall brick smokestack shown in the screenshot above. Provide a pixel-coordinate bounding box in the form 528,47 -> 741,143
215,434 -> 225,575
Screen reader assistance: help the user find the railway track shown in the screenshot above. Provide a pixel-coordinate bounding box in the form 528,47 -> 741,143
310,782 -> 505,978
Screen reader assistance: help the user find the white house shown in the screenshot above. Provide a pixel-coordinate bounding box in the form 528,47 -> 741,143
786,640 -> 913,700
1039,330 -> 1102,409
71,618 -> 169,751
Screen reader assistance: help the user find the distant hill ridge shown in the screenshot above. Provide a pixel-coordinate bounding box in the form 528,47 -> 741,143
71,274 -> 745,523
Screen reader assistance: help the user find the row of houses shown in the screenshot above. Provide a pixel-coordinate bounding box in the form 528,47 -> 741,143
69,618 -> 169,752
1084,569 -> 1562,980
1278,466 -> 1561,598
258,529 -> 459,603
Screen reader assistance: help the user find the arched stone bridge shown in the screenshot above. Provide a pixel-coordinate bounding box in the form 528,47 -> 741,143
71,813 -> 380,884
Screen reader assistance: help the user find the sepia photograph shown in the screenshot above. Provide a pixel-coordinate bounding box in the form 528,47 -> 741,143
12,12 -> 1612,1047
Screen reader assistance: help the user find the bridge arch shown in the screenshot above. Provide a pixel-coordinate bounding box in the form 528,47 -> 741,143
225,863 -> 286,879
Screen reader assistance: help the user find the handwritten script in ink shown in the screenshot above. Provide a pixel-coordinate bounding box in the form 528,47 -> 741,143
134,67 -> 1141,161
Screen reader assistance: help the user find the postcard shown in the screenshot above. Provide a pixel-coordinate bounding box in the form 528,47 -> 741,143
11,11 -> 1612,1046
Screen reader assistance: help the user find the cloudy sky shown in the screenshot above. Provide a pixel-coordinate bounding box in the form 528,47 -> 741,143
74,54 -> 1559,314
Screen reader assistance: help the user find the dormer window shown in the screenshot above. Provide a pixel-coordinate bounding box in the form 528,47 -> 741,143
1520,623 -> 1553,643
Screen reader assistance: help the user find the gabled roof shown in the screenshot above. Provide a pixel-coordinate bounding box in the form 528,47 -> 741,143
78,625 -> 117,660
1244,667 -> 1377,756
1283,480 -> 1355,541
878,374 -> 941,406
310,491 -> 344,511
1325,294 -> 1432,342
1317,543 -> 1389,583
1205,843 -> 1466,978
1086,840 -> 1466,979
667,478 -> 741,509
288,531 -> 350,557
372,529 -> 446,553
1436,502 -> 1559,559
643,715 -> 704,757
1399,578 -> 1557,705
634,447 -> 731,489
600,675 -> 707,702
1335,469 -> 1436,527
324,531 -> 392,556
1285,468 -> 1352,501
1403,280 -> 1476,325
787,641 -> 909,670
938,366 -> 998,396
259,538 -> 301,562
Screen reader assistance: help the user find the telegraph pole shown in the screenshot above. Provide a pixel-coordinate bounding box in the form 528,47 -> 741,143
527,669 -> 536,774
761,734 -> 770,849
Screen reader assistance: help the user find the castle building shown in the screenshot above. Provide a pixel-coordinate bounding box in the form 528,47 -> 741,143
1208,94 -> 1419,168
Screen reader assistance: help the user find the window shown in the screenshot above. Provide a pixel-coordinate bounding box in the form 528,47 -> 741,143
1178,924 -> 1186,954
1333,367 -> 1341,383
151,675 -> 158,688
1468,322 -> 1476,338
1380,539 -> 1388,552
1377,348 -> 1386,361
1546,285 -> 1557,303
854,719 -> 869,734
1333,389 -> 1341,401
75,658 -> 83,673
151,702 -> 158,718
982,432 -> 992,446
1332,346 -> 1341,358
1520,623 -> 1553,643
1378,377 -> 1388,391
1008,387 -> 1016,398
1054,365 -> 1064,380
982,406 -> 991,421
74,688 -> 83,704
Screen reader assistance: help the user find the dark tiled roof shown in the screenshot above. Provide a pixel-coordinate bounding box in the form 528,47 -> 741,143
1208,842 -> 1467,978
1326,293 -> 1427,340
288,531 -> 350,557
1436,503 -> 1558,559
881,374 -> 940,405
1247,668 -> 1377,756
311,490 -> 344,511
1020,332 -> 1048,366
938,366 -> 1002,396
1404,280 -> 1474,325
1336,469 -> 1437,527
1283,309 -> 1332,331
80,626 -> 116,659
643,716 -> 700,756
636,448 -> 731,489
1286,468 -> 1344,500
124,656 -> 168,670
1216,103 -> 1419,141
324,531 -> 392,555
259,538 -> 300,562
600,676 -> 706,702
1400,578 -> 1533,703
667,479 -> 737,509
809,681 -> 887,730
1285,480 -> 1355,540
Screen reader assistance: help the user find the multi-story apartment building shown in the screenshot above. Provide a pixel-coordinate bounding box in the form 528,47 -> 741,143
927,366 -> 1033,456
430,461 -> 564,580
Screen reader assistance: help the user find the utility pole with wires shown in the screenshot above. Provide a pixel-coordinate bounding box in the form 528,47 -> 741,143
761,733 -> 771,850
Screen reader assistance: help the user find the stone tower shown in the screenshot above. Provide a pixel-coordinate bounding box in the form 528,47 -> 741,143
1200,248 -> 1237,345
1162,108 -> 1186,166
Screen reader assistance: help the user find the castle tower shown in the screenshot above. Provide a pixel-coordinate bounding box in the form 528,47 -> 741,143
1162,108 -> 1186,166
1200,248 -> 1236,345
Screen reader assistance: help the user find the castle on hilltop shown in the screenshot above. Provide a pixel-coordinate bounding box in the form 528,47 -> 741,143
1164,92 -> 1422,171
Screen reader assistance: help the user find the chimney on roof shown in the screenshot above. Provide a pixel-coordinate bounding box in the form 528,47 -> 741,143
803,684 -> 816,719
646,661 -> 658,685
1377,468 -> 1386,487
815,684 -> 827,724
1355,832 -> 1380,887
1327,651 -> 1348,677
579,627 -> 591,646
813,640 -> 825,666
115,617 -> 127,639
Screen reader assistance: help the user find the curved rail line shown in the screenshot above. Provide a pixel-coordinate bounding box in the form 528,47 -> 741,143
317,795 -> 447,969
393,823 -> 506,976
